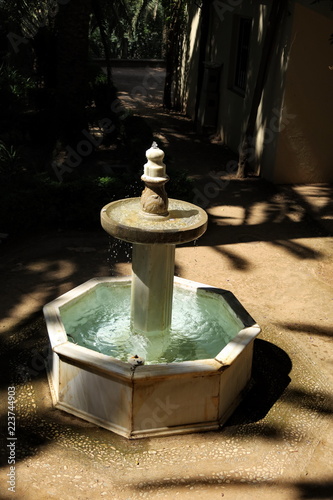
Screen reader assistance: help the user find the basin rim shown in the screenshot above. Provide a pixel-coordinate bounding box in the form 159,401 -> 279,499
43,276 -> 261,382
100,198 -> 208,244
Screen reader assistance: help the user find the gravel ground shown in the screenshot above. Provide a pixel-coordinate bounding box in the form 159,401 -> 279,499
0,67 -> 332,500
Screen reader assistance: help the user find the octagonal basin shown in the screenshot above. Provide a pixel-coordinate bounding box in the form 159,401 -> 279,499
43,276 -> 260,439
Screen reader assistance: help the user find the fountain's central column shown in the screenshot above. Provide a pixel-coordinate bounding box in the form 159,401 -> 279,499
131,143 -> 174,335
101,142 -> 208,337
131,243 -> 175,334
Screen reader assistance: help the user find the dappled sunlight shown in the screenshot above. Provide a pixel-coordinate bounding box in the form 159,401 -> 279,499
189,7 -> 201,56
45,260 -> 77,281
243,199 -> 289,225
159,128 -> 193,141
109,261 -> 132,277
292,184 -> 333,226
1,259 -> 78,332
2,292 -> 49,333
0,0 -> 332,492
208,205 -> 244,226
0,232 -> 110,334
257,5 -> 266,44
255,98 -> 266,160
197,179 -> 329,265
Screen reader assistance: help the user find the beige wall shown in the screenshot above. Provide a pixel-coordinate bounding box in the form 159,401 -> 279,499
179,5 -> 201,118
194,1 -> 286,161
272,3 -> 333,183
210,1 -> 269,153
182,1 -> 333,184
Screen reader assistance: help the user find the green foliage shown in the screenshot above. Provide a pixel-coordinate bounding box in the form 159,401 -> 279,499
130,9 -> 164,59
91,0 -> 165,59
167,166 -> 194,202
0,65 -> 33,97
0,64 -> 35,114
0,174 -> 111,234
120,115 -> 155,171
161,0 -> 189,109
0,166 -> 194,236
130,0 -> 165,59
0,0 -> 194,239
87,68 -> 118,109
0,140 -> 24,177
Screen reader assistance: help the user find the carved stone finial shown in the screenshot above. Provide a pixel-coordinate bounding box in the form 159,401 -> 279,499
141,143 -> 169,219
144,143 -> 166,178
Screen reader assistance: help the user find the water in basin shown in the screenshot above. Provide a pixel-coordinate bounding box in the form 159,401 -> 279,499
107,198 -> 203,230
60,283 -> 242,364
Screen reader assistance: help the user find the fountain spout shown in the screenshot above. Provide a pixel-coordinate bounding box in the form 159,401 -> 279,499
134,143 -> 173,334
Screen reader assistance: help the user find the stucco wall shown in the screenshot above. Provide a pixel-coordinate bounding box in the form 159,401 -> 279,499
209,1 -> 269,153
272,2 -> 333,183
208,1 -> 292,177
182,5 -> 202,118
254,3 -> 293,180
182,1 -> 333,184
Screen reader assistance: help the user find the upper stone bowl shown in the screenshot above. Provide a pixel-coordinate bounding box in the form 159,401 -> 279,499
101,197 -> 208,244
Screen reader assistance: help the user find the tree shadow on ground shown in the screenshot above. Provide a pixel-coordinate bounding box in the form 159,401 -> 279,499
127,475 -> 333,500
283,387 -> 333,416
112,66 -> 332,260
296,480 -> 333,499
197,179 -> 327,249
278,322 -> 333,339
0,316 -> 149,468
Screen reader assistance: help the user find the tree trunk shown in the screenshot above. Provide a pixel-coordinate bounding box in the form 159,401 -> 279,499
237,0 -> 288,178
163,37 -> 173,109
162,0 -> 186,110
194,0 -> 212,123
92,0 -> 113,95
54,0 -> 92,146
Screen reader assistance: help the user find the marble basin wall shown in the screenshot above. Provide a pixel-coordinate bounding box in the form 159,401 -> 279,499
43,277 -> 260,439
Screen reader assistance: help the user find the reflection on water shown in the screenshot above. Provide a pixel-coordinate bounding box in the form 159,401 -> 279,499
61,284 -> 242,364
107,199 -> 203,231
168,209 -> 199,220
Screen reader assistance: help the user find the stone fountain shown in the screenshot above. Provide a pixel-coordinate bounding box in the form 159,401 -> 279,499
43,143 -> 260,439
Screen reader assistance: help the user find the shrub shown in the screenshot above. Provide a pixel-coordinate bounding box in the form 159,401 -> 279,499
0,64 -> 35,117
0,141 -> 24,178
0,166 -> 194,237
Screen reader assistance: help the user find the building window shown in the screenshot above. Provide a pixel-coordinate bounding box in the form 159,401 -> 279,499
234,17 -> 252,94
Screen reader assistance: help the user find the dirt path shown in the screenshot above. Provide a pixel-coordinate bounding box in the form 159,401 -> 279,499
0,66 -> 332,500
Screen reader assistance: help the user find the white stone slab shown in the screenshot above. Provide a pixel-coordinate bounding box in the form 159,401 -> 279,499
44,276 -> 260,439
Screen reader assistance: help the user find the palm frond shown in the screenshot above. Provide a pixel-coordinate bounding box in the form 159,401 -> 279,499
133,0 -> 161,31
